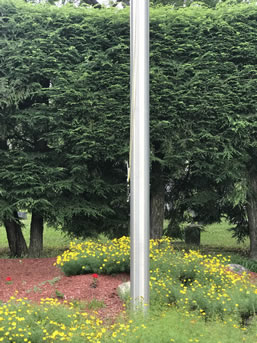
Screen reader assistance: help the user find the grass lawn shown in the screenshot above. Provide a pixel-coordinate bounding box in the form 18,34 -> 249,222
201,220 -> 249,250
164,219 -> 249,251
0,218 -> 251,258
0,214 -> 71,257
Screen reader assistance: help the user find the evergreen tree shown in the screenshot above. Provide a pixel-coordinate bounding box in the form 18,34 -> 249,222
2,0 -> 257,258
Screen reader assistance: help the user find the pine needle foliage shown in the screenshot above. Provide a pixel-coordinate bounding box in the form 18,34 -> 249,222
1,1 -> 257,240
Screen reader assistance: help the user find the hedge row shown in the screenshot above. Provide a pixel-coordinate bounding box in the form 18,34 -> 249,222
1,0 -> 257,236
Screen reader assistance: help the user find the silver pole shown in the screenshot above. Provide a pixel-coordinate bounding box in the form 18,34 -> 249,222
130,0 -> 150,312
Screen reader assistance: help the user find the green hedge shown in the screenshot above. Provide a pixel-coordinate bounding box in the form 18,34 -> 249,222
1,1 -> 257,236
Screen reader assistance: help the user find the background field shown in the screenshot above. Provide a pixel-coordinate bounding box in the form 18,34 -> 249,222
0,217 -> 250,257
0,215 -> 71,257
202,221 -> 249,250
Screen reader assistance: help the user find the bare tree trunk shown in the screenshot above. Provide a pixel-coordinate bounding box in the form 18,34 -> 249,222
29,211 -> 44,257
4,212 -> 28,257
150,164 -> 165,239
246,166 -> 257,260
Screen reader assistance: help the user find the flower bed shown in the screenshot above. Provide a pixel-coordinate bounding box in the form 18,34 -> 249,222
56,237 -> 257,323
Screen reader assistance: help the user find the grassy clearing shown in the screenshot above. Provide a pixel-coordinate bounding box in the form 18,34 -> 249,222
0,219 -> 251,258
164,219 -> 250,252
0,215 -> 71,258
164,219 -> 250,251
201,220 -> 249,251
121,308 -> 257,343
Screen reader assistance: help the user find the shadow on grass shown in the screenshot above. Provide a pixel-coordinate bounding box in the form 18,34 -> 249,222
173,241 -> 248,254
0,247 -> 69,259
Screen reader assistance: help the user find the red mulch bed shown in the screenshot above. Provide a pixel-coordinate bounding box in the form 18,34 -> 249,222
1,257 -> 257,320
0,257 -> 129,319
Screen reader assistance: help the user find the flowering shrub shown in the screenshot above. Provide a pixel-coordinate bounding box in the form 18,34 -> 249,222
149,249 -> 257,322
0,296 -> 109,343
55,236 -> 172,276
1,295 -> 255,343
1,237 -> 257,341
56,236 -> 131,276
56,237 -> 257,323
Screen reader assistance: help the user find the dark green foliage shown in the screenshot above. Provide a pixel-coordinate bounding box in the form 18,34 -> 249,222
62,255 -> 130,276
150,5 -> 257,241
1,1 -> 257,244
0,1 -> 130,238
151,0 -> 220,7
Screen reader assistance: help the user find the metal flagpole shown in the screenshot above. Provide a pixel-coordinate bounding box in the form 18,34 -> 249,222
130,0 -> 150,312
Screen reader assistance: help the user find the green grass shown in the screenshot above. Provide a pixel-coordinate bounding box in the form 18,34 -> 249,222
0,218 -> 252,258
116,308 -> 257,343
165,219 -> 256,272
2,297 -> 257,343
0,214 -> 71,258
201,220 -> 249,250
165,219 -> 250,254
164,219 -> 249,250
197,221 -> 256,271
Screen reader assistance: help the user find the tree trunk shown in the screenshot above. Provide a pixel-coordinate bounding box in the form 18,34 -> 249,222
4,212 -> 28,257
150,164 -> 165,239
29,211 -> 44,257
246,165 -> 257,260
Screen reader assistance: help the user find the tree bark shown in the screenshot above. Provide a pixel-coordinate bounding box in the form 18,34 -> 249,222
29,211 -> 44,257
246,165 -> 257,260
150,164 -> 165,239
4,212 -> 28,257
